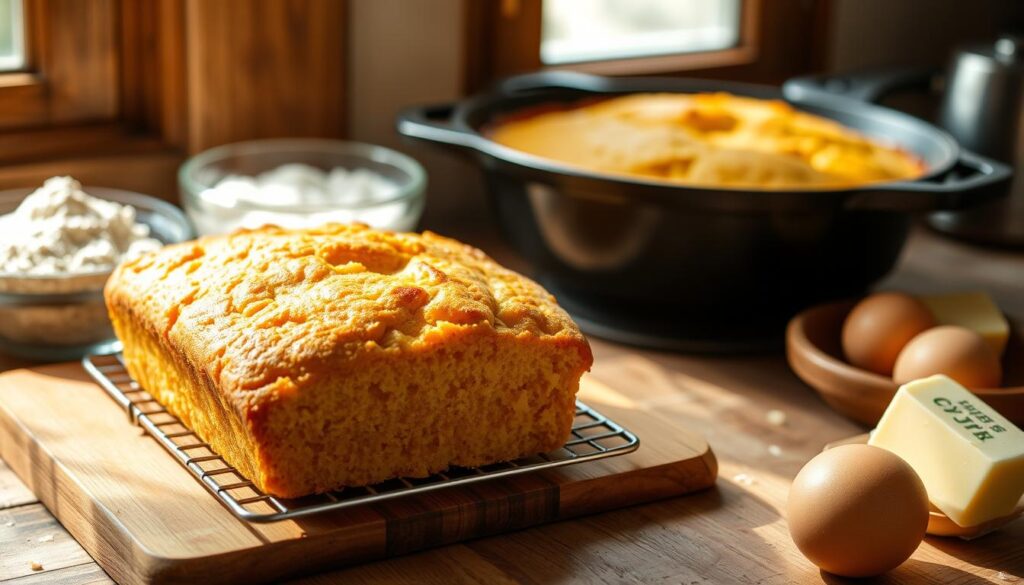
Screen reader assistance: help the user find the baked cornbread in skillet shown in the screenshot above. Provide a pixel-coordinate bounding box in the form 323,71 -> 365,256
104,224 -> 592,498
489,93 -> 925,188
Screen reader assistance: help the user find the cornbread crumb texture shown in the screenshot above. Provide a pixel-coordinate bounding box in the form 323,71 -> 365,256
109,224 -> 586,395
490,93 -> 924,188
255,330 -> 582,494
106,224 -> 591,496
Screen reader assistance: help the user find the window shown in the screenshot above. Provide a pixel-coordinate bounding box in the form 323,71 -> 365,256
0,1 -> 347,202
0,0 -> 23,72
465,0 -> 830,91
540,0 -> 742,66
0,0 -> 187,200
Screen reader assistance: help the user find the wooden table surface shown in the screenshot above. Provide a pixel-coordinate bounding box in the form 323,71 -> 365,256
1,227 -> 1023,585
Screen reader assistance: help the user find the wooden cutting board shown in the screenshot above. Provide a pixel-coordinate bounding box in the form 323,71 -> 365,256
0,362 -> 715,585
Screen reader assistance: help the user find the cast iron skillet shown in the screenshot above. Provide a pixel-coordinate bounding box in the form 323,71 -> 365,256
397,71 -> 1011,352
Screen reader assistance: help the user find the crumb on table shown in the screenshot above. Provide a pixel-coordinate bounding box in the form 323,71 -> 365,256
766,409 -> 787,426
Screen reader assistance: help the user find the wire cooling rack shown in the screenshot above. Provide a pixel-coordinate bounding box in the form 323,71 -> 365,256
82,353 -> 640,523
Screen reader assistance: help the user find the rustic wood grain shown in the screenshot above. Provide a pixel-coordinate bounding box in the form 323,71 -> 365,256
38,0 -> 119,124
0,0 -> 121,131
0,76 -> 48,132
184,0 -> 347,153
119,0 -> 188,149
0,504 -> 97,581
1,227 -> 1023,585
0,364 -> 713,585
0,150 -> 183,201
0,0 -> 187,207
0,459 -> 35,510
463,0 -> 831,89
3,563 -> 113,585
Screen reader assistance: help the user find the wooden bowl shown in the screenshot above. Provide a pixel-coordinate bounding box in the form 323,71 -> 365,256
786,300 -> 1024,427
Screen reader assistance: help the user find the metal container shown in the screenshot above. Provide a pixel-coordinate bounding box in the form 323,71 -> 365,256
399,72 -> 1010,351
930,35 -> 1024,245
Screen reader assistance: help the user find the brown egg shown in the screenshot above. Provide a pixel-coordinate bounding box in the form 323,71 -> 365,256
787,444 -> 928,578
893,325 -> 1003,388
842,292 -> 936,376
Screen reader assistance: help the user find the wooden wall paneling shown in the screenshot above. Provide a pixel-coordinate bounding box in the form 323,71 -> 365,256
120,0 -> 161,132
0,75 -> 48,129
0,0 -> 187,141
0,0 -> 121,131
154,0 -> 188,148
0,0 -> 353,201
0,0 -> 50,129
462,0 -> 541,92
491,0 -> 543,82
120,0 -> 188,149
184,0 -> 347,153
0,0 -> 187,199
34,0 -> 120,123
0,150 -> 182,200
0,124 -> 166,166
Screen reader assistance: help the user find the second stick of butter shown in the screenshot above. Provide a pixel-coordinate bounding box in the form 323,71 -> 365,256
868,375 -> 1024,528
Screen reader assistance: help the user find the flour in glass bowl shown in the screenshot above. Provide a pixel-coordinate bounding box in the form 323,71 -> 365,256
0,176 -> 163,275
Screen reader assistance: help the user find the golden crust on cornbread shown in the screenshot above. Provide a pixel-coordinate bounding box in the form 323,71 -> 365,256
105,224 -> 592,498
489,92 -> 925,188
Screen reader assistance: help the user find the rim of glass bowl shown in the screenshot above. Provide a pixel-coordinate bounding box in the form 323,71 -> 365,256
179,138 -> 428,213
0,187 -> 194,287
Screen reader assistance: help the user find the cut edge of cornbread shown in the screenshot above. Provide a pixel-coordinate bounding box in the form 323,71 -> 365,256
111,304 -> 590,498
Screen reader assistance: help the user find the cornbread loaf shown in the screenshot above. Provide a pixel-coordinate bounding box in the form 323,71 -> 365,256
105,224 -> 592,498
489,93 -> 924,188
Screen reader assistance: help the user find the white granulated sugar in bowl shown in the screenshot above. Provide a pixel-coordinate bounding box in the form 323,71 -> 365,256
195,163 -> 408,233
0,176 -> 162,276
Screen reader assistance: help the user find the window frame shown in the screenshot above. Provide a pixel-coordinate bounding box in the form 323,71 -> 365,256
0,0 -> 187,199
538,0 -> 756,74
463,0 -> 832,92
0,0 -> 121,130
0,0 -> 349,202
0,0 -> 26,72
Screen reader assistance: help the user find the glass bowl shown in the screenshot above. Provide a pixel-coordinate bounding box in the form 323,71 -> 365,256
0,188 -> 194,361
179,138 -> 427,236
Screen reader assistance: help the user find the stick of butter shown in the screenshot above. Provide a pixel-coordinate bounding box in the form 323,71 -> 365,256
868,375 -> 1024,528
919,292 -> 1009,356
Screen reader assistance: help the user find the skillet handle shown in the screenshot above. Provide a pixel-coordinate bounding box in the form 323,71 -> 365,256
847,149 -> 1012,211
396,102 -> 479,151
783,68 -> 938,105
